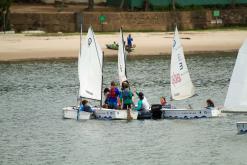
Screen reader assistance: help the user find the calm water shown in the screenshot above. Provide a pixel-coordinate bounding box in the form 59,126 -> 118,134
1,54 -> 247,165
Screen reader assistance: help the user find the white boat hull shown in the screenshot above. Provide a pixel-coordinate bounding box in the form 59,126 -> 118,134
63,106 -> 93,120
162,107 -> 221,119
237,122 -> 247,133
93,108 -> 138,120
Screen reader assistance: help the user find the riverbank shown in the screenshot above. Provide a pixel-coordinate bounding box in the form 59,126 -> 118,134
0,30 -> 246,62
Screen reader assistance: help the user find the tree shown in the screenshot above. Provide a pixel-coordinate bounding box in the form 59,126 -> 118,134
0,0 -> 12,31
88,0 -> 94,10
120,0 -> 125,9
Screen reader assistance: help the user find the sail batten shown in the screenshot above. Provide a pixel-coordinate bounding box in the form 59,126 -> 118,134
118,28 -> 127,84
170,27 -> 195,100
78,27 -> 103,101
224,39 -> 247,112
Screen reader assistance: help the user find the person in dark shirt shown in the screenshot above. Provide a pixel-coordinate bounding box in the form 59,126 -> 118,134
79,100 -> 93,112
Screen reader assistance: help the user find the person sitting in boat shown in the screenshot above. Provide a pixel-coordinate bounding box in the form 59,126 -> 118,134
80,100 -> 93,112
102,87 -> 110,108
108,81 -> 120,109
160,96 -> 175,109
120,81 -> 133,110
206,99 -> 215,109
135,92 -> 150,112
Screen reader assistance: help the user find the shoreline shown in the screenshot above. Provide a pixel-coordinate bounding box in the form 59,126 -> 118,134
0,30 -> 245,62
0,51 -> 237,63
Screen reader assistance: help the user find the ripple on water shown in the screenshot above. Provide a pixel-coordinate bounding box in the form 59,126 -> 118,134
1,54 -> 247,165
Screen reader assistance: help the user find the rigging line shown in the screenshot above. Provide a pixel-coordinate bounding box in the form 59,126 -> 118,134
121,27 -> 128,80
90,26 -> 103,70
90,26 -> 103,104
76,22 -> 83,105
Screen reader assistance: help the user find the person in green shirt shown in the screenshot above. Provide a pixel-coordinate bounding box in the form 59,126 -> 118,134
120,81 -> 133,110
135,92 -> 150,112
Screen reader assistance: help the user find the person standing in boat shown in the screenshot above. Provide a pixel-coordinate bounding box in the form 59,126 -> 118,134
80,100 -> 94,112
120,81 -> 133,109
108,81 -> 120,109
127,34 -> 133,47
126,34 -> 133,52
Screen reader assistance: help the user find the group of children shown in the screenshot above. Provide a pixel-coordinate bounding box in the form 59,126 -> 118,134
79,80 -> 215,112
103,80 -> 150,112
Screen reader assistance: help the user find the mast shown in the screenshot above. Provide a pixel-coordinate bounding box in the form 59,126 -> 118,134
91,26 -> 103,105
100,51 -> 104,107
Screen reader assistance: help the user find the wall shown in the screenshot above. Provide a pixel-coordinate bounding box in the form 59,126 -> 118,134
9,8 -> 247,32
10,12 -> 76,32
81,10 -> 213,32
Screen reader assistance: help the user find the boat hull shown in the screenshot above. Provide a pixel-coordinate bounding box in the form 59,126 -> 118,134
93,108 -> 138,120
63,106 -> 93,120
237,122 -> 247,133
162,107 -> 221,119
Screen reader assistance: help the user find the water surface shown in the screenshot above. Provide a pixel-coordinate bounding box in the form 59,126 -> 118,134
1,53 -> 247,165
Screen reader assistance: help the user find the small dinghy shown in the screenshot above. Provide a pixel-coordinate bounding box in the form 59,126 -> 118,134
94,28 -> 138,120
162,27 -> 221,119
63,26 -> 102,120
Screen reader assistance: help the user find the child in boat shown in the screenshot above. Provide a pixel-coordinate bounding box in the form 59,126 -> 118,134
103,87 -> 110,108
206,99 -> 215,109
127,34 -> 133,48
135,92 -> 150,112
108,81 -> 120,109
120,81 -> 133,109
160,96 -> 175,109
80,100 -> 93,112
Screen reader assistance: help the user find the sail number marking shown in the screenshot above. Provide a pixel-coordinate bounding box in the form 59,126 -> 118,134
172,73 -> 181,86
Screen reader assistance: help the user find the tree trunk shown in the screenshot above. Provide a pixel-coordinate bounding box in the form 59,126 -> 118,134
172,0 -> 176,11
144,0 -> 149,11
88,0 -> 94,10
120,0 -> 125,9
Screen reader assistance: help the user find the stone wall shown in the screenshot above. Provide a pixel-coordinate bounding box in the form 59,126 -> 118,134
81,10 -> 212,32
10,12 -> 76,32
9,8 -> 247,32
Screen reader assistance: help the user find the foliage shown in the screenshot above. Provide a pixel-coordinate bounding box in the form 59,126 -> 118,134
0,0 -> 12,31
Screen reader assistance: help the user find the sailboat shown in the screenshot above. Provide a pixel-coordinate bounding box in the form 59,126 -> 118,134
223,39 -> 247,133
93,28 -> 138,120
161,27 -> 221,119
63,26 -> 103,120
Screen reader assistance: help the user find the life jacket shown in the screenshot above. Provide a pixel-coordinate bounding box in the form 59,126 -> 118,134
122,90 -> 131,100
109,87 -> 117,98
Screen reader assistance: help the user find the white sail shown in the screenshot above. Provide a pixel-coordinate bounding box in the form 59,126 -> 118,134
118,28 -> 127,84
224,39 -> 247,112
78,27 -> 103,101
170,27 -> 195,100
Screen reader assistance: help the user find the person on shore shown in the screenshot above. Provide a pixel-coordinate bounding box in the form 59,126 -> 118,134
120,81 -> 133,109
80,100 -> 93,112
127,34 -> 133,48
206,99 -> 215,109
135,92 -> 150,112
108,81 -> 120,109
